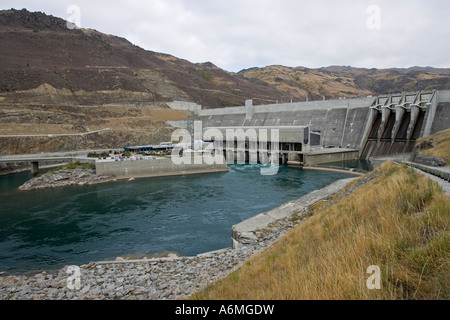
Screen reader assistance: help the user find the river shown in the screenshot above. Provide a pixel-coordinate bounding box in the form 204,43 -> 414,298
0,164 -> 353,274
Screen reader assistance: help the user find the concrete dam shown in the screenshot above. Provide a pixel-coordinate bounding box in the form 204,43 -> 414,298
169,90 -> 450,165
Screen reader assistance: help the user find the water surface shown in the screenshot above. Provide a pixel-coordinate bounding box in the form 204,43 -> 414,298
0,164 -> 353,274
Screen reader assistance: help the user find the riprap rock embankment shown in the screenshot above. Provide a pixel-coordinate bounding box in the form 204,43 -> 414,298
19,168 -> 114,191
1,176 -> 361,300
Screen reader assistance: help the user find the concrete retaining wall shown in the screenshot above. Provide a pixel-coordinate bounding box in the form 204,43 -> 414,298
96,157 -> 228,179
431,102 -> 450,134
167,101 -> 202,112
231,177 -> 358,248
304,149 -> 360,165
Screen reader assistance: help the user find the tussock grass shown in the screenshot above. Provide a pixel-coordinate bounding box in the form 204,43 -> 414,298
44,161 -> 94,175
64,161 -> 95,170
194,162 -> 449,300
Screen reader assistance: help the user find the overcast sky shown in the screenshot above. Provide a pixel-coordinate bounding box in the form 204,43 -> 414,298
2,0 -> 449,72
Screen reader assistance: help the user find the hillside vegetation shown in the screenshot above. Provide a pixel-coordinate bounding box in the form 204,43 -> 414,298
194,161 -> 450,299
416,128 -> 450,165
239,65 -> 450,101
0,9 -> 289,108
0,104 -> 187,155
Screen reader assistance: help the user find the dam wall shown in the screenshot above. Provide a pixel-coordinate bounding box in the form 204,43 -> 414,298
198,97 -> 373,150
195,90 -> 450,160
430,91 -> 450,134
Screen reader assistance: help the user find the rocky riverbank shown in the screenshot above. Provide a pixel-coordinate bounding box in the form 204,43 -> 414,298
0,212 -> 303,300
18,166 -> 115,191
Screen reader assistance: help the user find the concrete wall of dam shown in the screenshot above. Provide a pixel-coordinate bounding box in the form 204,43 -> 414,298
192,90 -> 450,160
198,97 -> 374,149
431,91 -> 450,135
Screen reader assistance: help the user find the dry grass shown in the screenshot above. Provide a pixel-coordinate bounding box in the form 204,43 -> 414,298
0,105 -> 187,136
240,65 -> 373,100
194,161 -> 450,300
416,128 -> 450,164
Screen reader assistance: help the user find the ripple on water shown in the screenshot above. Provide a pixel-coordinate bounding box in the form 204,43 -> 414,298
0,164 -> 354,274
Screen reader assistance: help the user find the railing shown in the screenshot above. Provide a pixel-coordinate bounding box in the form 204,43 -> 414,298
0,128 -> 111,138
0,155 -> 75,163
400,161 -> 450,182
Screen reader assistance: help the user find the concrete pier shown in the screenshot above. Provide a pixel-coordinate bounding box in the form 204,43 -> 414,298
304,148 -> 359,165
30,161 -> 39,174
95,157 -> 228,179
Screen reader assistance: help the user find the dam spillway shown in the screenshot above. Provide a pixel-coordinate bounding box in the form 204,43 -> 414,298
360,91 -> 439,159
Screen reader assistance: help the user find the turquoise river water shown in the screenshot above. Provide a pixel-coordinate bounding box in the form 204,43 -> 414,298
0,164 -> 353,274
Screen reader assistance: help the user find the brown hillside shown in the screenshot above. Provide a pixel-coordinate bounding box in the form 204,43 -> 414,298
2,9 -> 449,108
239,65 -> 450,101
0,9 -> 290,108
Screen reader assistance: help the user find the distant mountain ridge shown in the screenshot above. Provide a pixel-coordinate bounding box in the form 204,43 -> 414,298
386,66 -> 450,75
239,64 -> 450,101
1,8 -> 449,108
318,65 -> 450,75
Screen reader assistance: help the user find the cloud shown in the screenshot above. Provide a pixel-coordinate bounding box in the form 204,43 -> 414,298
1,0 -> 449,71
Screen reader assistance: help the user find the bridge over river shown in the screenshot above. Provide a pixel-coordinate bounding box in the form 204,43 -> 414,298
0,149 -> 120,174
